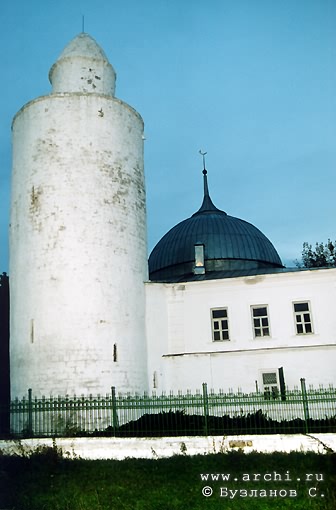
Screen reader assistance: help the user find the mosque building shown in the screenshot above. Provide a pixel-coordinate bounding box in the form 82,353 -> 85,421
9,33 -> 336,400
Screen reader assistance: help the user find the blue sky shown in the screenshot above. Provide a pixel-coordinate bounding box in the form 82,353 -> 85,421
1,0 -> 335,272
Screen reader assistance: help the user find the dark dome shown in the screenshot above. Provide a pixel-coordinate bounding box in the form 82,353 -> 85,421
149,171 -> 283,282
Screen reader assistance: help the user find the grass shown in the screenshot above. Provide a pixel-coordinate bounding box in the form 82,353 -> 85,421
0,445 -> 335,509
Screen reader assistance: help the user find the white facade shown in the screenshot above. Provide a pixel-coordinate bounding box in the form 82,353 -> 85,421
10,34 -> 148,397
9,33 -> 336,401
145,268 -> 336,394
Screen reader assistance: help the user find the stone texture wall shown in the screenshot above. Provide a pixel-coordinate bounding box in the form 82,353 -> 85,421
10,92 -> 148,397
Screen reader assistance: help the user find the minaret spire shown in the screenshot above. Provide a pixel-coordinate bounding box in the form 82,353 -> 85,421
193,150 -> 226,216
49,33 -> 116,96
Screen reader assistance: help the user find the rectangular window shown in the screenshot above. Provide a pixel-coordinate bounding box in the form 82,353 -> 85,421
262,371 -> 279,400
194,244 -> 205,274
195,244 -> 205,267
293,302 -> 313,334
113,343 -> 118,362
251,306 -> 270,338
211,308 -> 230,341
30,319 -> 34,344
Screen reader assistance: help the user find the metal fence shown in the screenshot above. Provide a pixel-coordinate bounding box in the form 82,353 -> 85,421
3,379 -> 336,438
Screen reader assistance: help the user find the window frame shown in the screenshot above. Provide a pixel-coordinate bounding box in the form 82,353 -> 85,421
210,307 -> 230,342
293,301 -> 314,335
251,305 -> 271,338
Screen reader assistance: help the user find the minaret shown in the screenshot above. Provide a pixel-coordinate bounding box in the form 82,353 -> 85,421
10,33 -> 148,397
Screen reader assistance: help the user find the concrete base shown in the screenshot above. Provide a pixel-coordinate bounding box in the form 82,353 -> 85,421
0,434 -> 335,460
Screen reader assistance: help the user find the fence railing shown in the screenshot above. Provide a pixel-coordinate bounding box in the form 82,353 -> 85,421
2,380 -> 336,438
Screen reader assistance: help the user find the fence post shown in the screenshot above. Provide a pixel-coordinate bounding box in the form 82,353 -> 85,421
202,383 -> 209,436
111,386 -> 119,435
27,388 -> 33,436
300,378 -> 309,434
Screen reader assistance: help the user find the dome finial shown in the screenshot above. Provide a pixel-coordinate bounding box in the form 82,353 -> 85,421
199,149 -> 210,198
194,150 -> 225,215
199,149 -> 207,173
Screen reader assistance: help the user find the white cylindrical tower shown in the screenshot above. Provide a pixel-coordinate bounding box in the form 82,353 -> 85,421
10,33 -> 148,398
